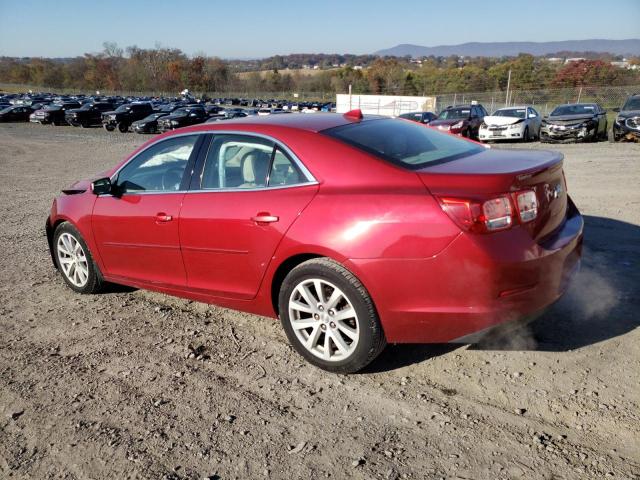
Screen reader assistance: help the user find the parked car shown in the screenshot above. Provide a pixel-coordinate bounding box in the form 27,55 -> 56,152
30,101 -> 81,125
46,111 -> 583,373
205,112 -> 249,123
157,106 -> 208,132
132,113 -> 170,134
0,105 -> 33,122
429,103 -> 488,139
610,94 -> 640,142
103,103 -> 154,132
65,102 -> 115,127
398,111 -> 437,124
479,106 -> 541,142
540,103 -> 607,143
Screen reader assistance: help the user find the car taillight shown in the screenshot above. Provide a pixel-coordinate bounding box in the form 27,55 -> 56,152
437,190 -> 538,234
515,190 -> 537,222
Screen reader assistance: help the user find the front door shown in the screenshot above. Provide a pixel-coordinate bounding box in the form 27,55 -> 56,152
179,134 -> 318,299
92,134 -> 201,287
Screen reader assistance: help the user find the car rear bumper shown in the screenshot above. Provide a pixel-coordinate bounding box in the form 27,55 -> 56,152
348,198 -> 583,343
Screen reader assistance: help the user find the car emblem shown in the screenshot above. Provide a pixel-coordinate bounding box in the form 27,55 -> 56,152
545,183 -> 563,201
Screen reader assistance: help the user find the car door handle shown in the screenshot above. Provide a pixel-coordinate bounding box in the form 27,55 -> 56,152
155,213 -> 173,223
251,214 -> 279,224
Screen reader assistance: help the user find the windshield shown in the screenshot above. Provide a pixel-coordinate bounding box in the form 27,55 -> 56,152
0,106 -> 13,114
551,104 -> 596,116
493,108 -> 526,118
622,97 -> 640,111
115,104 -> 132,113
438,108 -> 470,120
45,105 -> 62,111
78,103 -> 93,110
323,118 -> 483,169
171,109 -> 188,117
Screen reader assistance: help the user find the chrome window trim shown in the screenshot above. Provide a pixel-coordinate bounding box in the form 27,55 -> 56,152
109,130 -> 319,189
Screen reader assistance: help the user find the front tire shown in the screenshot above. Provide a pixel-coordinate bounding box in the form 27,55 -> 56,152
523,127 -> 530,142
278,258 -> 386,373
117,122 -> 129,133
53,222 -> 104,294
104,124 -> 115,132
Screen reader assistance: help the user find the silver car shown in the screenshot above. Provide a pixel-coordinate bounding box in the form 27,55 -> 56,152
479,106 -> 542,142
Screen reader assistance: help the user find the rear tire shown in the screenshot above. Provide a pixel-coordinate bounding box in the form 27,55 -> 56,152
278,258 -> 386,374
53,222 -> 104,294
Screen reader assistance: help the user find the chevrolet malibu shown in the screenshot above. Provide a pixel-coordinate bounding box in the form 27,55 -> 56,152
46,111 -> 583,373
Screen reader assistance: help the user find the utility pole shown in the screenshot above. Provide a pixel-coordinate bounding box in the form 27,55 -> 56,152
348,84 -> 352,110
505,69 -> 512,106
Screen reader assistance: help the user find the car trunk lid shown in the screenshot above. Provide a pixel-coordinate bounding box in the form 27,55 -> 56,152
416,149 -> 567,241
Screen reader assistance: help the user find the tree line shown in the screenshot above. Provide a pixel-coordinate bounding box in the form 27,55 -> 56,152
1,43 -> 638,96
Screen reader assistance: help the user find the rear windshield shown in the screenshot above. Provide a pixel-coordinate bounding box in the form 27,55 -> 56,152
323,118 -> 484,169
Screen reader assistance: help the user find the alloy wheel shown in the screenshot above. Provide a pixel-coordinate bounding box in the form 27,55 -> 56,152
56,232 -> 89,287
288,278 -> 359,362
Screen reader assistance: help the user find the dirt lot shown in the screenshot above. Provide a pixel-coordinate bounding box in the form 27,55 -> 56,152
0,122 -> 639,480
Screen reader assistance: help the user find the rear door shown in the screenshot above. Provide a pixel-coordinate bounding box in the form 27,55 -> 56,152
179,133 -> 318,299
92,134 -> 203,286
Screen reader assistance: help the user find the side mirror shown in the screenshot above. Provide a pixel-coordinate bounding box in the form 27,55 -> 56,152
529,113 -> 537,118
91,177 -> 112,195
612,107 -> 620,113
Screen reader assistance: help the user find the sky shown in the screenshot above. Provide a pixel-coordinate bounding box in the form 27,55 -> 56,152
0,0 -> 638,58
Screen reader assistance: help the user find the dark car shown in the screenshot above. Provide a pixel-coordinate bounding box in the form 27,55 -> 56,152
157,106 -> 208,132
610,94 -> 640,142
540,103 -> 607,143
103,103 -> 154,132
30,102 -> 81,125
429,104 -> 487,139
0,105 -> 33,122
132,112 -> 170,134
66,102 -> 115,128
398,111 -> 437,124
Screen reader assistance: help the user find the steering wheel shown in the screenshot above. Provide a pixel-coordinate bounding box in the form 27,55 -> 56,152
161,167 -> 184,191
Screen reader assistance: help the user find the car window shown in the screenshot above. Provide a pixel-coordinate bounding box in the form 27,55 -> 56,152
116,135 -> 198,193
201,135 -> 307,190
269,147 -> 304,187
324,118 -> 484,169
201,135 -> 274,189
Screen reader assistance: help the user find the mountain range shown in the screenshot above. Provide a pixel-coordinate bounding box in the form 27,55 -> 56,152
374,39 -> 640,58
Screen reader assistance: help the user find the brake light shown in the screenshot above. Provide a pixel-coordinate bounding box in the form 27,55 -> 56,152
515,190 -> 537,223
438,189 -> 538,234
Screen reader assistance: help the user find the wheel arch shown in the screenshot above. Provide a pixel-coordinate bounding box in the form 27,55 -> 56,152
269,253 -> 323,315
46,217 -> 72,269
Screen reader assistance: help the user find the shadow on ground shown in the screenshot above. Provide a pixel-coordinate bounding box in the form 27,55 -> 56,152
364,215 -> 640,373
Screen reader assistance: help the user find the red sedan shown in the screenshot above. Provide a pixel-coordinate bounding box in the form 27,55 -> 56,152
46,111 -> 583,373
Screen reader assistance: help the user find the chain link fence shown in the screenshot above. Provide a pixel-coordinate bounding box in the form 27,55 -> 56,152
434,85 -> 640,115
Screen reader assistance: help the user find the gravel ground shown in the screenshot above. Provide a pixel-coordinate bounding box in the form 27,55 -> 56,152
1,123 -> 639,480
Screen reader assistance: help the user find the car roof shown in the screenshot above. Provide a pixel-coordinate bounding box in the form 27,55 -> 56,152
191,112 -> 386,133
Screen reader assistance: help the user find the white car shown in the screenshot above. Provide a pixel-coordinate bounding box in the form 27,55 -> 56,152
479,106 -> 542,142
